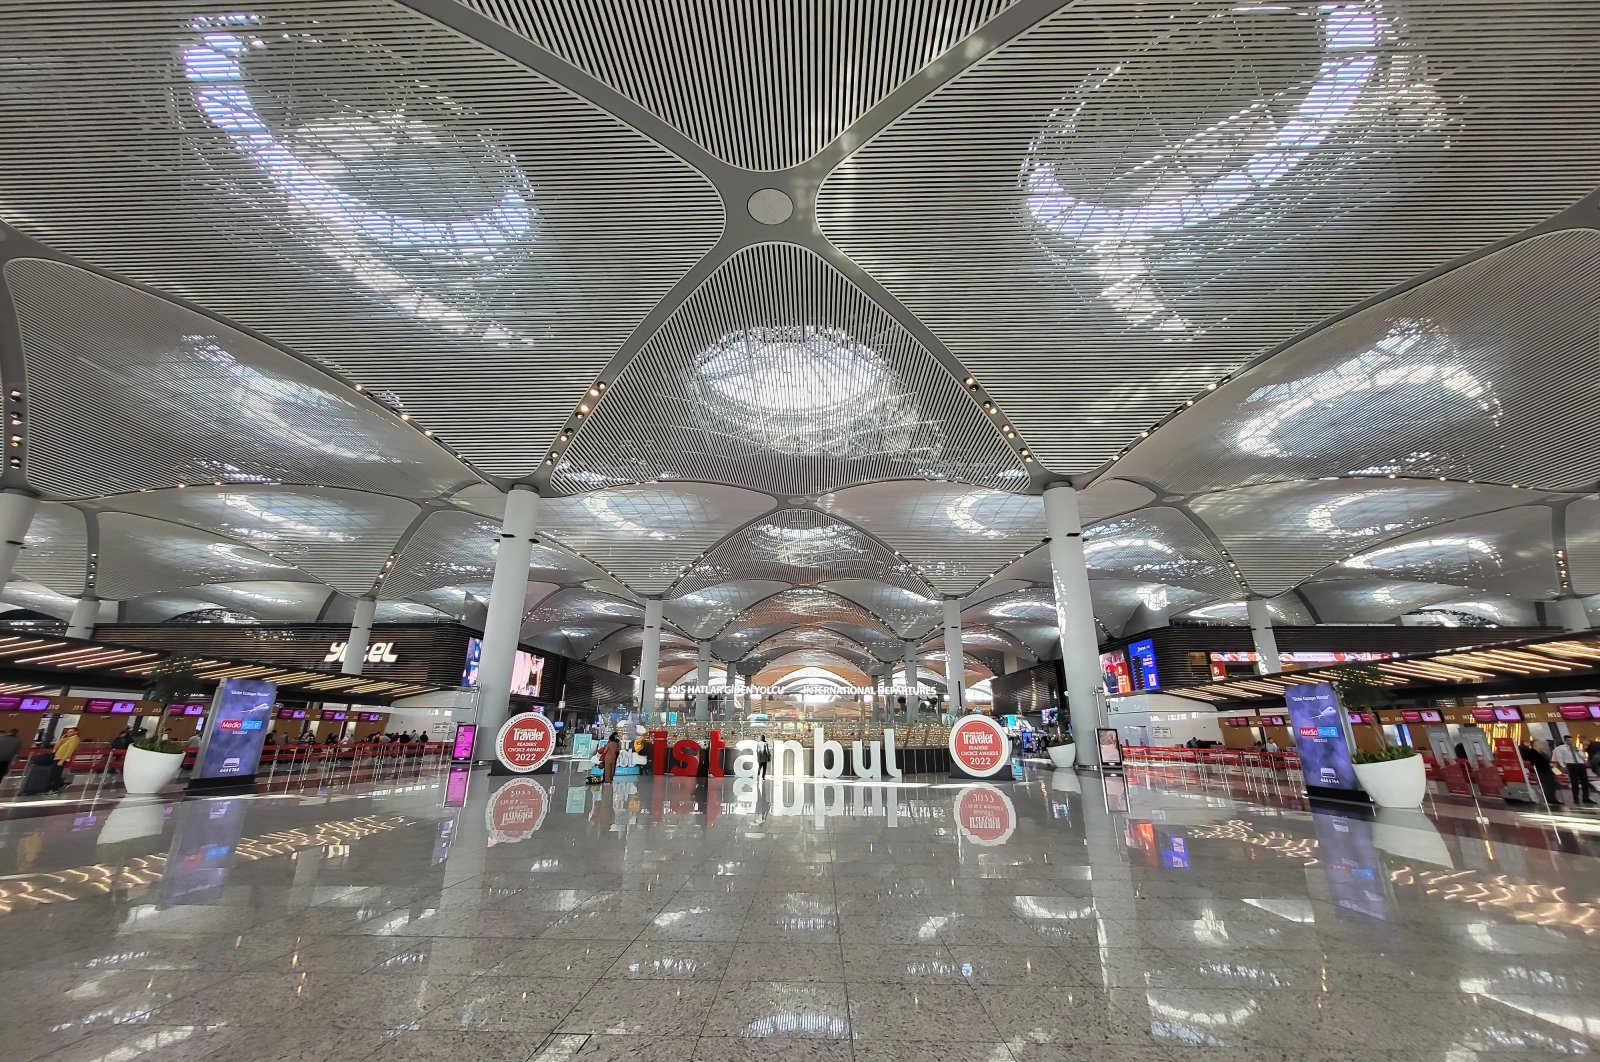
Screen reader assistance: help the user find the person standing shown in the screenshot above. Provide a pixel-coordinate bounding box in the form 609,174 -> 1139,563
757,736 -> 771,780
0,727 -> 21,783
1552,736 -> 1596,806
1522,740 -> 1562,805
51,727 -> 81,792
600,731 -> 621,784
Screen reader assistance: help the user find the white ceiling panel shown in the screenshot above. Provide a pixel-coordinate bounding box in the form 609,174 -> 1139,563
1567,497 -> 1600,597
557,244 -> 1027,496
665,580 -> 790,640
1083,507 -> 1239,595
819,2 -> 1600,474
0,581 -> 80,622
94,512 -> 318,599
1298,579 -> 1478,624
1316,506 -> 1560,599
16,502 -> 88,596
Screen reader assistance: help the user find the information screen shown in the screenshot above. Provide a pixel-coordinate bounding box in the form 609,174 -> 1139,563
1098,649 -> 1132,695
1284,682 -> 1359,792
1126,638 -> 1160,691
1096,728 -> 1124,769
194,679 -> 277,780
451,723 -> 478,762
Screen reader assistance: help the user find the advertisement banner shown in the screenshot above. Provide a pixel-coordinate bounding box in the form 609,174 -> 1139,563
1283,682 -> 1359,793
194,678 -> 277,780
948,715 -> 1011,778
450,723 -> 477,763
1097,728 -> 1124,769
495,712 -> 556,773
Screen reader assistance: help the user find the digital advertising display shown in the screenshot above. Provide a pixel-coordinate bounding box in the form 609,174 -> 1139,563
1126,638 -> 1160,691
1283,682 -> 1359,794
461,636 -> 482,687
462,638 -> 545,698
451,722 -> 478,762
1097,728 -> 1124,769
1098,649 -> 1132,695
194,679 -> 277,781
161,798 -> 247,906
1493,707 -> 1523,722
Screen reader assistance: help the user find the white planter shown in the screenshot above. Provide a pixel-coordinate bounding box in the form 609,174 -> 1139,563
1354,755 -> 1427,809
1047,744 -> 1077,769
122,745 -> 184,795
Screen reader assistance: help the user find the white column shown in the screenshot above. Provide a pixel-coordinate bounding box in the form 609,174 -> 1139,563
694,639 -> 712,720
66,596 -> 99,640
1246,596 -> 1282,675
903,640 -> 920,723
942,597 -> 965,716
742,671 -> 753,716
474,487 -> 539,757
1556,597 -> 1591,633
0,490 -> 38,594
724,661 -> 736,718
639,597 -> 664,719
1044,484 -> 1105,746
342,595 -> 377,676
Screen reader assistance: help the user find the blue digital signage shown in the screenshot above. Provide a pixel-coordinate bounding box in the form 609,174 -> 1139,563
1283,682 -> 1359,792
194,678 -> 277,780
1127,638 -> 1160,691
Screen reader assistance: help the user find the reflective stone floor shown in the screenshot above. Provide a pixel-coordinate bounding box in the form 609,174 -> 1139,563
3,761 -> 1600,1061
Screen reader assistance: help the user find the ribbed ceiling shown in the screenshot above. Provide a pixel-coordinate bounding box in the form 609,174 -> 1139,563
818,0 -> 1600,474
15,503 -> 88,597
557,245 -> 1027,496
0,0 -> 721,476
672,508 -> 929,598
458,0 -> 1016,170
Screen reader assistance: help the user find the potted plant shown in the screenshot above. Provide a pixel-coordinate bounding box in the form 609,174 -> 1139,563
1353,745 -> 1427,808
123,734 -> 188,794
1046,731 -> 1077,769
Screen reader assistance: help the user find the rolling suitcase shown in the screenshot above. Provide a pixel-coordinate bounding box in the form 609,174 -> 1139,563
20,753 -> 57,796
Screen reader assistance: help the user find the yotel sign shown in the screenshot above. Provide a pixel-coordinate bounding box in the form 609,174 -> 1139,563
324,641 -> 400,665
948,715 -> 1011,778
495,712 -> 556,773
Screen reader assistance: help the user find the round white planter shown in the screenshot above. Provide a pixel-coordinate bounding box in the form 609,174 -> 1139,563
123,745 -> 184,795
1353,755 -> 1427,809
1047,743 -> 1077,769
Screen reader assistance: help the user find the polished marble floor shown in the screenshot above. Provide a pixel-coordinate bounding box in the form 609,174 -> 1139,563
3,760 -> 1600,1061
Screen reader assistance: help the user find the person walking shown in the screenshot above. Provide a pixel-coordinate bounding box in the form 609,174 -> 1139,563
757,735 -> 771,780
0,727 -> 21,784
50,727 -> 81,792
1552,736 -> 1596,806
600,731 -> 621,784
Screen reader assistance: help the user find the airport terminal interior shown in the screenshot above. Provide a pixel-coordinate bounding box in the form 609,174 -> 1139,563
1,1 -> 1600,1059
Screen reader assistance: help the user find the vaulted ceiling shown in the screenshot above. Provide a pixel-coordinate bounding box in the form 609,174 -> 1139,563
1,1 -> 1597,683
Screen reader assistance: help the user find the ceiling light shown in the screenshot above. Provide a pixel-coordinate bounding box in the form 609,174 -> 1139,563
578,404 -> 589,414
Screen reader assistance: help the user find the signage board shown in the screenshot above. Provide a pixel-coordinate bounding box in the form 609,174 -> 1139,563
948,714 -> 1011,778
495,712 -> 556,773
1098,649 -> 1132,695
450,722 -> 478,762
571,733 -> 594,759
1419,709 -> 1443,723
1493,707 -> 1523,722
1471,708 -> 1497,723
194,679 -> 277,780
1401,710 -> 1423,723
1558,705 -> 1593,721
1283,682 -> 1359,793
1126,638 -> 1160,691
1096,728 -> 1124,769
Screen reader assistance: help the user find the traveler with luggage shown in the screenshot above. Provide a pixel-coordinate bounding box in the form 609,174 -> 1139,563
0,727 -> 21,784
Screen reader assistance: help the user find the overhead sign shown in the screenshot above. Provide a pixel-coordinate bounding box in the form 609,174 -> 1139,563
1283,682 -> 1359,793
324,641 -> 400,665
495,711 -> 556,773
955,783 -> 1016,846
486,778 -> 549,844
194,678 -> 277,780
949,714 -> 1011,778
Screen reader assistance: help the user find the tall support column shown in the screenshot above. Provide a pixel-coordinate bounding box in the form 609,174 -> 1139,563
1556,597 -> 1592,633
1246,597 -> 1282,675
0,490 -> 38,595
638,597 -> 664,720
474,487 -> 539,757
1044,484 -> 1105,746
723,661 -> 736,718
694,640 -> 712,720
342,595 -> 377,676
942,597 -> 965,716
66,596 -> 99,641
902,640 -> 920,724
742,671 -> 753,716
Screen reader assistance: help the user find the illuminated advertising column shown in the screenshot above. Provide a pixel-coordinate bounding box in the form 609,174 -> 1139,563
1284,681 -> 1362,800
190,678 -> 277,790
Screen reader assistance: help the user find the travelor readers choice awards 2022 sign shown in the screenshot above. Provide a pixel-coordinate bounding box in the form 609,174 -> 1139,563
495,712 -> 556,773
948,714 -> 1011,778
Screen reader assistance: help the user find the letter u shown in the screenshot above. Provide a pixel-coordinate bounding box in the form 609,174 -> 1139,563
851,740 -> 881,780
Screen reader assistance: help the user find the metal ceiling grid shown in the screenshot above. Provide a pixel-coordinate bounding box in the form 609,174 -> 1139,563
526,622 -> 625,661
754,651 -> 869,681
1178,595 -> 1314,626
671,507 -> 931,599
0,1 -> 721,477
6,259 -> 474,499
94,512 -> 315,600
1568,497 -> 1600,596
0,582 -> 79,622
177,580 -> 337,623
664,580 -> 789,639
1189,479 -> 1547,595
818,1 -> 1600,474
823,579 -> 941,638
718,588 -> 893,643
540,484 -> 774,595
961,587 -> 1058,628
1411,596 -> 1541,627
711,621 -> 795,663
1090,579 -> 1216,635
556,245 -> 1027,496
15,503 -> 88,596
457,0 -> 1016,171
523,587 -> 643,629
818,483 -> 1046,594
108,486 -> 419,596
1082,507 -> 1237,596
1114,228 -> 1600,494
1314,505 -> 1561,600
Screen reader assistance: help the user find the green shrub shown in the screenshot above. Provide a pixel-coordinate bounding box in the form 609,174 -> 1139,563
130,736 -> 187,756
1353,745 -> 1419,765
